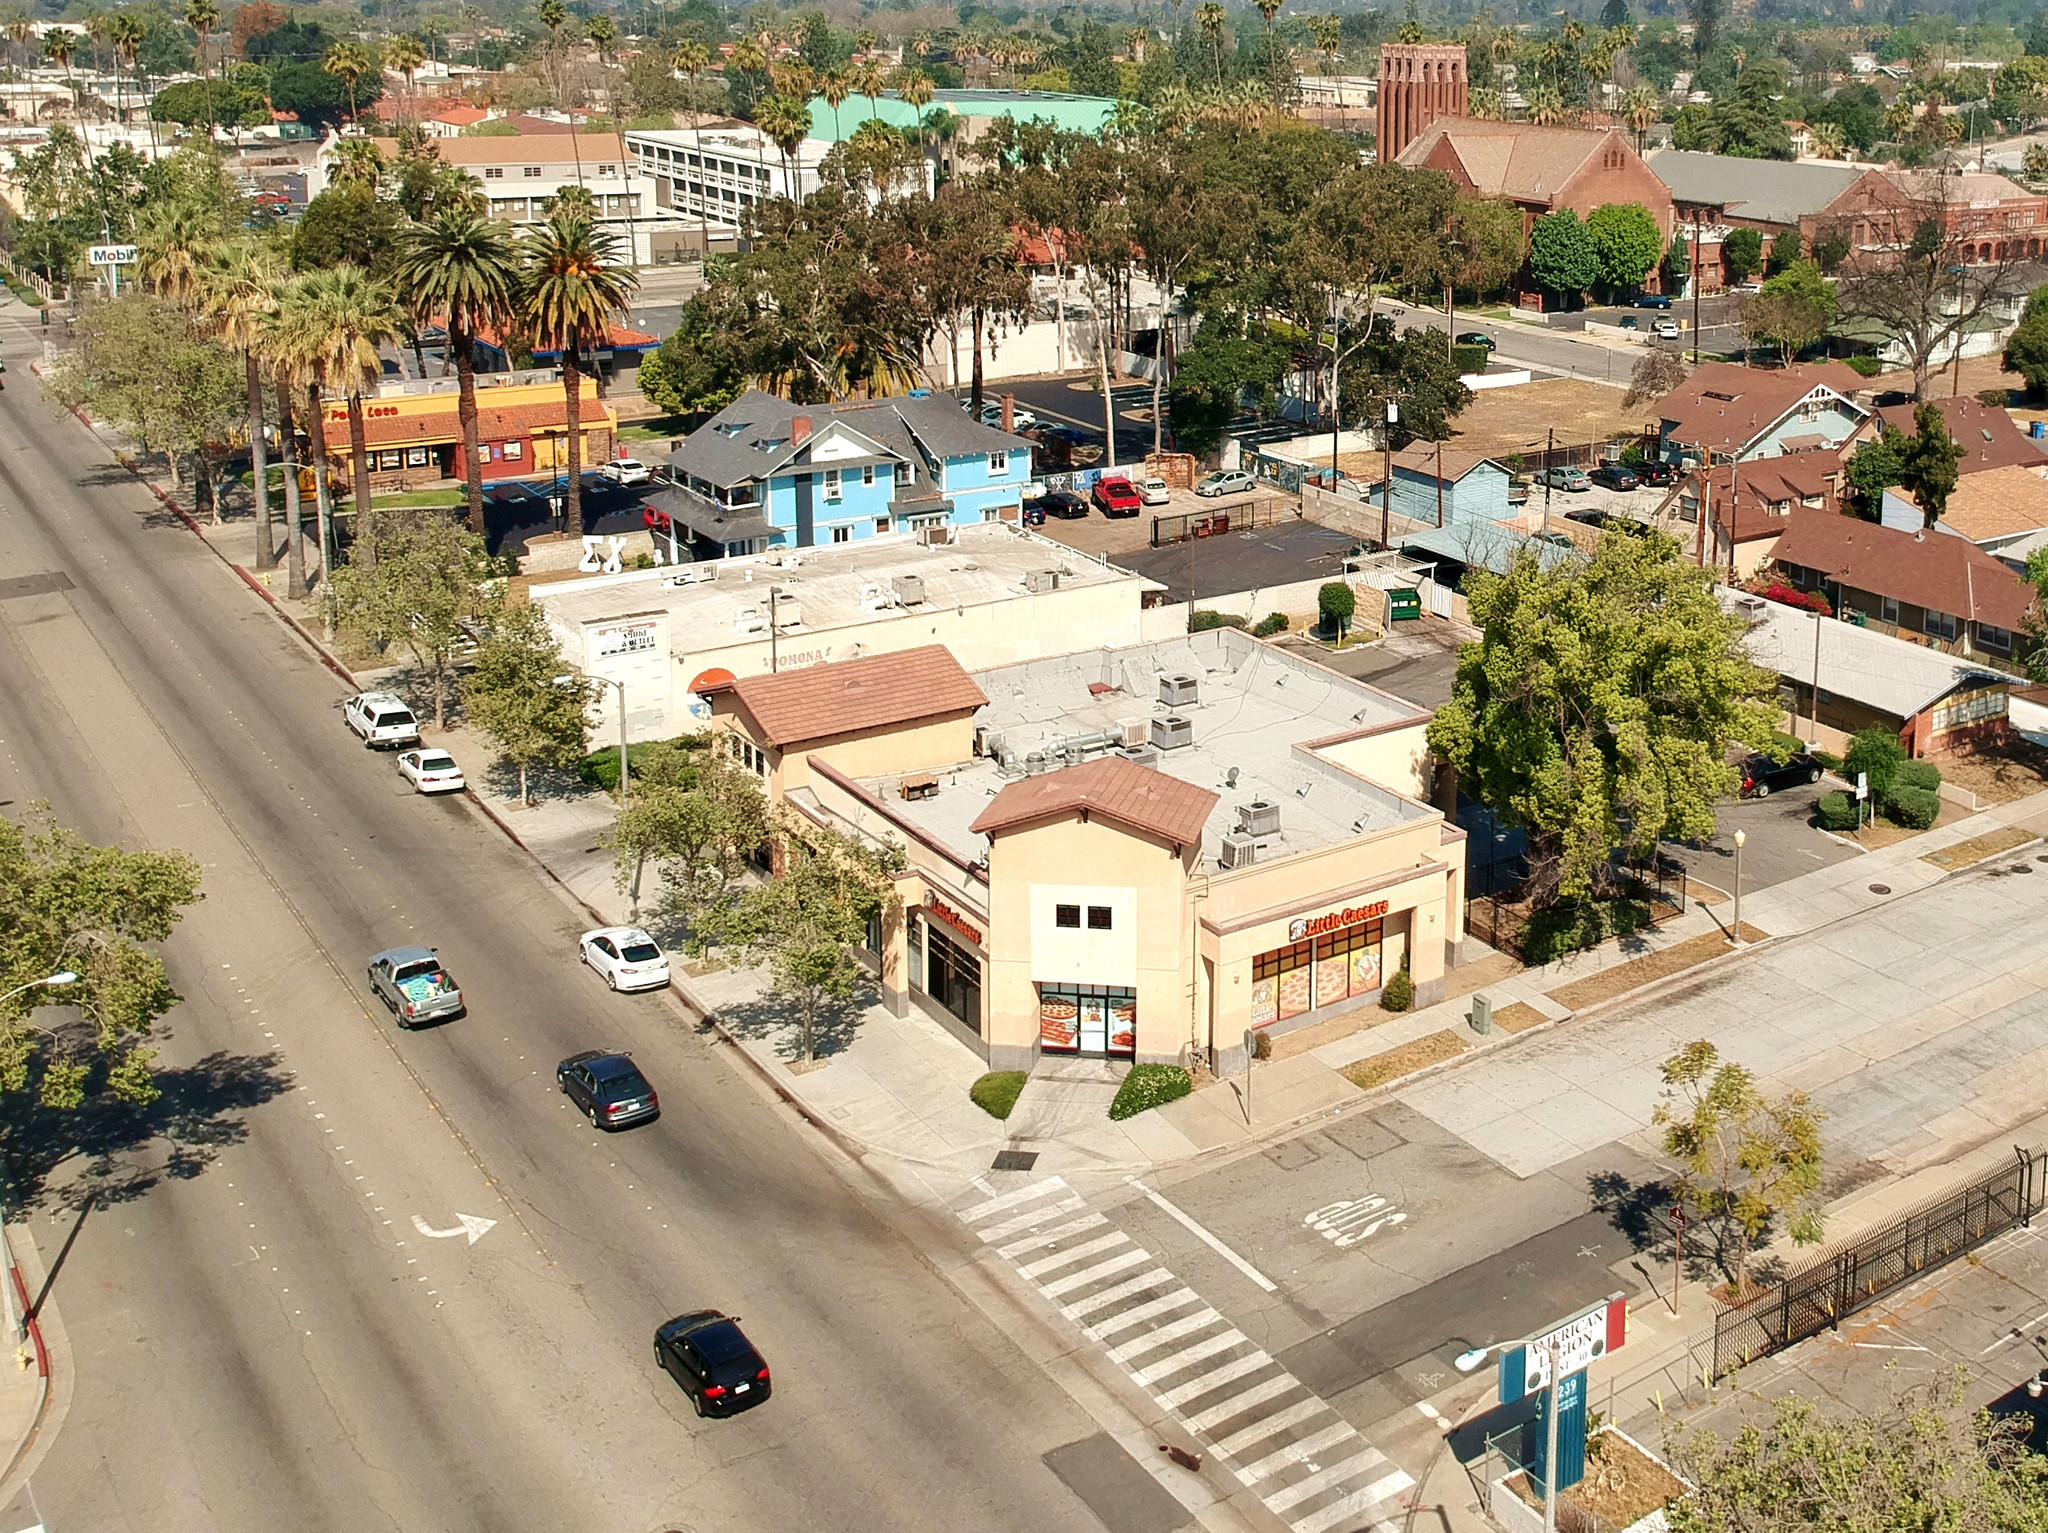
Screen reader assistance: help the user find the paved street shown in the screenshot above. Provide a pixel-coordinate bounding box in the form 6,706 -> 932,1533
0,325 -> 1153,1533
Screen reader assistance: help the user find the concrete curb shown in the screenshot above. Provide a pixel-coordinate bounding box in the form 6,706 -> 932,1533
0,1232 -> 52,1500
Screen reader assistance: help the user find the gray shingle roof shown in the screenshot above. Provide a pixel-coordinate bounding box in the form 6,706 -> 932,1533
666,389 -> 1028,489
1647,150 -> 1865,227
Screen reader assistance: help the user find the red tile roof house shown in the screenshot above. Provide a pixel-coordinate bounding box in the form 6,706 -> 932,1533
1650,452 -> 1840,578
1765,505 -> 2038,668
1651,359 -> 1869,469
1851,396 -> 2048,480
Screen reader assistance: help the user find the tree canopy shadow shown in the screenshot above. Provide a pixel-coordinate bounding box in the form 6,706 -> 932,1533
0,1045 -> 294,1216
712,974 -> 878,1064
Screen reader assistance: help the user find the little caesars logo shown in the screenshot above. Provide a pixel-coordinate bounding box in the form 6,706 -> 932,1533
1288,900 -> 1389,942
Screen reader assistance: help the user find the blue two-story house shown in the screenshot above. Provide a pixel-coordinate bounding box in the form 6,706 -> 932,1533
1654,360 -> 1869,470
652,390 -> 1035,559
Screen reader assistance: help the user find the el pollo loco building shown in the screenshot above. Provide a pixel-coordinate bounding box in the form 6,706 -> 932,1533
715,629 -> 1468,1072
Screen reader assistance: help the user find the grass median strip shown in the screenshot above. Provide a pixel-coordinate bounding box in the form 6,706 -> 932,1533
1921,827 -> 2037,873
1492,1002 -> 1550,1034
1341,1031 -> 1471,1091
1547,923 -> 1769,1011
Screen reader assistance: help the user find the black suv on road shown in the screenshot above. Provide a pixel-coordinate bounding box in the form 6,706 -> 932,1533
656,1311 -> 772,1418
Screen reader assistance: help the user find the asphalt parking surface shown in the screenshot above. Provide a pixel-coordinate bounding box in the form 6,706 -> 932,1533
1661,774 -> 1864,895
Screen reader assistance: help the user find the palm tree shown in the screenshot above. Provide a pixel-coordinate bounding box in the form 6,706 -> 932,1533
1622,83 -> 1658,153
386,34 -> 427,126
1468,86 -> 1503,120
269,275 -> 345,619
42,30 -> 77,122
323,41 -> 371,125
912,31 -> 933,63
296,267 -> 406,556
391,209 -> 522,533
1525,84 -> 1568,125
856,27 -> 878,57
2026,142 -> 2048,183
1196,3 -> 1226,87
1307,15 -> 1340,124
330,136 -> 384,190
195,240 -> 282,547
1811,120 -> 1845,161
1253,0 -> 1282,78
900,67 -> 935,172
184,0 -> 218,131
672,39 -> 710,113
520,212 -> 638,538
756,92 -> 810,202
109,12 -> 148,149
134,200 -> 219,304
820,67 -> 851,141
534,0 -> 584,187
850,60 -> 885,130
585,14 -> 640,268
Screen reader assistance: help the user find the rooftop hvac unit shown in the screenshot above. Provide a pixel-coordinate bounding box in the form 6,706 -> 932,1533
1119,744 -> 1159,768
769,588 -> 802,628
1151,715 -> 1193,751
1024,569 -> 1061,595
1023,751 -> 1050,775
1120,719 -> 1149,750
858,582 -> 895,613
734,604 -> 766,635
1734,594 -> 1767,625
1159,673 -> 1200,708
892,574 -> 926,606
975,726 -> 1006,759
1238,801 -> 1280,838
917,524 -> 957,547
1219,832 -> 1259,870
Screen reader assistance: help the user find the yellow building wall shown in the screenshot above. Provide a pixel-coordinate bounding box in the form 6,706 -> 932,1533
709,702 -> 976,796
1309,721 -> 1436,802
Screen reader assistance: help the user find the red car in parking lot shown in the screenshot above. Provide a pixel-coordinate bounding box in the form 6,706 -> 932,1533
1091,476 -> 1142,517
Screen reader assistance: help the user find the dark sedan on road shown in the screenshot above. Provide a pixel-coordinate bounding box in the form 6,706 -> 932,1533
1030,489 -> 1088,520
557,1049 -> 661,1129
1739,752 -> 1824,799
1588,464 -> 1639,491
1455,331 -> 1495,350
656,1311 -> 772,1418
1632,293 -> 1674,309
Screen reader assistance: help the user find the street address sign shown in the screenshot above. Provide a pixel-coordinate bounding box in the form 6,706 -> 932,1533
88,244 -> 138,267
1497,1295 -> 1628,1399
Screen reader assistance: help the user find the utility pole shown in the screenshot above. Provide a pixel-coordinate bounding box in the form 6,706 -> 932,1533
1435,439 -> 1444,528
1810,606 -> 1823,735
1690,206 -> 1704,367
1381,397 -> 1396,548
1330,288 -> 1341,491
1542,425 -> 1555,537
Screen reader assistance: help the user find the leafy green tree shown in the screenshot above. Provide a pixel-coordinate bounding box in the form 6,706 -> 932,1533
462,604 -> 594,807
1669,1374 -> 2048,1531
1721,225 -> 1764,285
1166,318 -> 1290,457
1426,533 -> 1780,906
2004,282 -> 2048,399
1843,425 -> 1909,509
1654,1038 -> 1825,1293
636,296 -> 748,419
1529,209 -> 1601,302
290,184 -> 402,273
1713,60 -> 1795,159
0,807 -> 202,1109
329,510 -> 499,729
1585,202 -> 1662,293
1335,316 -> 1475,448
2021,547 -> 2048,680
1993,56 -> 2048,133
1670,101 -> 1716,150
704,810 -> 903,1066
149,74 -> 268,127
1898,401 -> 1962,527
601,741 -> 767,922
1448,195 -> 1528,298
1843,726 -> 1906,797
1319,581 -> 1356,637
1742,258 -> 1837,363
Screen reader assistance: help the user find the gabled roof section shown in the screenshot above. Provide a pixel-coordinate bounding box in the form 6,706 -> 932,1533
669,390 -> 1028,489
1768,505 -> 2036,629
1395,118 -> 1624,203
1892,463 -> 2048,543
1869,397 -> 2048,477
1390,444 -> 1504,483
714,645 -> 988,747
1655,361 -> 1868,457
1646,149 -> 1864,225
969,756 -> 1219,848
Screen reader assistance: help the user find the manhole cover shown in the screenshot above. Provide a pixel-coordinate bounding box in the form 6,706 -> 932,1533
993,1149 -> 1039,1172
2036,855 -> 2048,864
1869,883 -> 1891,894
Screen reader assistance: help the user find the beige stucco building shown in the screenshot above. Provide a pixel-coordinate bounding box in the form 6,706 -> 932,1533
706,630 -> 1467,1073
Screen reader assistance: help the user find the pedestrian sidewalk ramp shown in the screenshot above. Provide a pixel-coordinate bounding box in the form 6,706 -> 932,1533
960,1175 -> 1415,1533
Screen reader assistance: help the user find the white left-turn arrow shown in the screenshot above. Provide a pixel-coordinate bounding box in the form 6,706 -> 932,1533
411,1212 -> 497,1244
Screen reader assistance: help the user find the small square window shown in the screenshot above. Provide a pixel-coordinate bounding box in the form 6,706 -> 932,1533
874,517 -> 891,534
522,165 -> 542,177
484,166 -> 504,178
862,464 -> 876,486
1054,904 -> 1080,928
832,525 -> 851,543
1087,906 -> 1113,930
988,450 -> 1008,475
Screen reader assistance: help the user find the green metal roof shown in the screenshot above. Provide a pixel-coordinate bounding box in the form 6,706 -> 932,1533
804,88 -> 1118,145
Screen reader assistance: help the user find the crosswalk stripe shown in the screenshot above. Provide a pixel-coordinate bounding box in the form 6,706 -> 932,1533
1105,1308 -> 1223,1363
1261,1449 -> 1390,1515
1131,1330 -> 1248,1386
1211,1398 -> 1329,1459
1288,1470 -> 1416,1533
1061,1269 -> 1176,1319
1041,1247 -> 1152,1296
996,1213 -> 1107,1258
961,1177 -> 1066,1223
1086,1288 -> 1202,1339
1156,1350 -> 1274,1409
1183,1374 -> 1303,1433
1017,1232 -> 1129,1278
1238,1422 -> 1360,1486
976,1194 -> 1086,1243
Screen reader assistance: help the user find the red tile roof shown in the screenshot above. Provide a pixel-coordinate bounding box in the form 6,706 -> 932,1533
716,646 -> 987,746
1655,361 -> 1867,455
1868,397 -> 2048,477
970,756 -> 1218,849
1767,505 -> 2036,629
1666,454 -> 1837,543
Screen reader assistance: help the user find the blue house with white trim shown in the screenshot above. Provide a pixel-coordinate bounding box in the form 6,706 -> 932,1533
653,390 -> 1035,559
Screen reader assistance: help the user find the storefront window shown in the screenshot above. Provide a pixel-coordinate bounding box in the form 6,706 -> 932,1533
923,922 -> 981,1031
1039,985 -> 1136,1057
1251,918 -> 1383,1027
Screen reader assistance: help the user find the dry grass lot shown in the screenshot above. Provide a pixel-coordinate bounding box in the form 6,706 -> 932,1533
1340,1029 -> 1472,1090
1435,377 -> 1654,458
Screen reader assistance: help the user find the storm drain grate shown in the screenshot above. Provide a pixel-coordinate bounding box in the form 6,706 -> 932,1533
992,1149 -> 1039,1172
1869,883 -> 1892,894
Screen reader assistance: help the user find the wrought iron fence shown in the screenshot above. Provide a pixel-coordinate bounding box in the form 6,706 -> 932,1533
1150,495 -> 1303,547
1707,1146 -> 2045,1379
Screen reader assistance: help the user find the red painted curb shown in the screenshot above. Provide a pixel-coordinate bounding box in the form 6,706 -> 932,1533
10,1267 -> 44,1379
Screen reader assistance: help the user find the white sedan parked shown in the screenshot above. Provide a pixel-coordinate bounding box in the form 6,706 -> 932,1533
396,748 -> 466,794
580,927 -> 672,992
1135,475 -> 1172,506
602,458 -> 653,485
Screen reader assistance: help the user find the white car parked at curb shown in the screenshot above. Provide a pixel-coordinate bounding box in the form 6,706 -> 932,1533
580,927 -> 672,992
396,748 -> 466,794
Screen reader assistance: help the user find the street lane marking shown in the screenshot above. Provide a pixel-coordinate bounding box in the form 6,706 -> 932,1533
1061,1269 -> 1176,1318
1241,1421 -> 1361,1485
1213,1397 -> 1325,1458
1304,1195 -> 1407,1250
409,1212 -> 497,1244
1088,1287 -> 1203,1338
1128,1177 -> 1277,1292
1263,1450 -> 1395,1514
1042,1247 -> 1151,1296
1132,1330 -> 1249,1386
1106,1307 -> 1223,1363
1185,1373 -> 1301,1432
1156,1350 -> 1274,1409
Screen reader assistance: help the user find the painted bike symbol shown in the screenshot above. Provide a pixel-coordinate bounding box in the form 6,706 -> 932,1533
1304,1195 -> 1407,1249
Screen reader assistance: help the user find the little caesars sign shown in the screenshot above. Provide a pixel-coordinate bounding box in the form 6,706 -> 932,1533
1288,900 -> 1389,942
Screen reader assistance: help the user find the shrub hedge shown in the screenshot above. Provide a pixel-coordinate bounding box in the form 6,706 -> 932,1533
969,1070 -> 1028,1120
1452,343 -> 1491,375
1894,759 -> 1941,792
1190,610 -> 1248,632
1252,612 -> 1289,637
1109,1064 -> 1192,1121
1844,354 -> 1883,377
1885,784 -> 1942,829
1520,898 -> 1653,965
1381,962 -> 1414,1012
1816,790 -> 1860,831
577,738 -> 695,792
1844,727 -> 1906,798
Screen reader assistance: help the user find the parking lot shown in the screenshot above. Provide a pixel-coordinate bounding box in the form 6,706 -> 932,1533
1660,771 -> 1864,896
1029,481 -> 1290,560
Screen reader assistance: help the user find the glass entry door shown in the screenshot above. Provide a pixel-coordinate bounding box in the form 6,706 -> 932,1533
1078,994 -> 1109,1054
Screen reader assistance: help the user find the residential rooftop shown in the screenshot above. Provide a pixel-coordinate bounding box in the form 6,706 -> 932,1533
844,627 -> 1436,870
1647,149 -> 1865,225
528,521 -> 1154,635
1728,590 -> 2010,719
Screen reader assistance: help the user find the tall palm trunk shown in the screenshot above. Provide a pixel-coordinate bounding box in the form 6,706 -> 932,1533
347,389 -> 376,568
455,321 -> 486,534
306,382 -> 336,609
970,304 -> 985,412
245,351 -> 273,569
562,347 -> 586,535
279,382 -> 307,598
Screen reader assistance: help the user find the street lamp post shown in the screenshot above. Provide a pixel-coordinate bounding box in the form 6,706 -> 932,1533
1732,829 -> 1746,944
556,672 -> 628,808
1,973 -> 77,1008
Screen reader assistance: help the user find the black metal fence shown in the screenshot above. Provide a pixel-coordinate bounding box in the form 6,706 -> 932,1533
1707,1147 -> 2045,1379
1151,496 -> 1302,547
